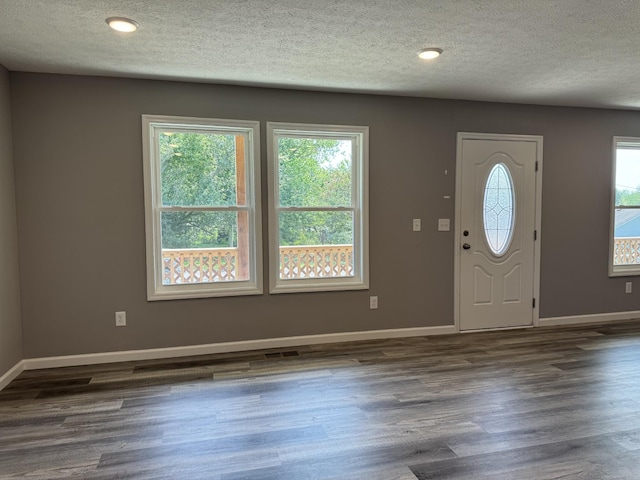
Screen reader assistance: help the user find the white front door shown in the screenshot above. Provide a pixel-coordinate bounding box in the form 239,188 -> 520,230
456,133 -> 542,331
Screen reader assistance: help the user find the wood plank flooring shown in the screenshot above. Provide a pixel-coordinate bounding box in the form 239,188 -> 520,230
3,322 -> 640,479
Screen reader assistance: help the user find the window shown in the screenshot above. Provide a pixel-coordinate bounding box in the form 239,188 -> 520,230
267,122 -> 369,293
142,115 -> 262,300
611,137 -> 640,276
483,163 -> 515,256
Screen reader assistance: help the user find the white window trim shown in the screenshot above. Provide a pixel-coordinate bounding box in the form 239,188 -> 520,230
142,114 -> 263,300
267,122 -> 369,294
610,136 -> 640,277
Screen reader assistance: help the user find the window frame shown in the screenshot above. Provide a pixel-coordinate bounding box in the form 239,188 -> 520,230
610,136 -> 640,277
142,114 -> 262,300
267,122 -> 369,294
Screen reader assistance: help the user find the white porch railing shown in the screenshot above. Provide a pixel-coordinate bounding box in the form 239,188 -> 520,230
614,237 -> 640,265
162,244 -> 353,284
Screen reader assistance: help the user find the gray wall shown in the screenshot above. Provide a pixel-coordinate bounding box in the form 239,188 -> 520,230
0,66 -> 23,374
10,72 -> 640,359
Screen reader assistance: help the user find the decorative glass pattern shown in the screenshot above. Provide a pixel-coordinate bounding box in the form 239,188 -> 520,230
483,163 -> 515,256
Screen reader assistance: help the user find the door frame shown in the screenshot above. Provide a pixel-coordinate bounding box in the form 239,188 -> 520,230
454,132 -> 543,332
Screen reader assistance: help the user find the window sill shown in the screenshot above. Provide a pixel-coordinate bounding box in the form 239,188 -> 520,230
609,267 -> 640,278
148,284 -> 263,301
269,278 -> 369,294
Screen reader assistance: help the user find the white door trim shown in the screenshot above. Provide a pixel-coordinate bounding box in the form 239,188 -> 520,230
454,132 -> 543,332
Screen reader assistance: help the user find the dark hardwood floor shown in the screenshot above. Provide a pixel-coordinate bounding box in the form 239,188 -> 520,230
3,322 -> 640,479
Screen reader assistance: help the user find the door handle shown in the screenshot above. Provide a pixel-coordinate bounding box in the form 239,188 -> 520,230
462,243 -> 471,250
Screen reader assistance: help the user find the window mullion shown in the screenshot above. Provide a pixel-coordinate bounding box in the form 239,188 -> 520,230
277,206 -> 355,212
159,206 -> 249,212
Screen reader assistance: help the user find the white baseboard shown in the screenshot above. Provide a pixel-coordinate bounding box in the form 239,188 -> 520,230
460,325 -> 534,333
0,360 -> 25,391
23,325 -> 458,371
9,313 -> 640,378
538,310 -> 640,327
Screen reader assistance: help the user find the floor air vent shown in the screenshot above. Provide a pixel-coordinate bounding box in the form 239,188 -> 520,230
265,351 -> 300,358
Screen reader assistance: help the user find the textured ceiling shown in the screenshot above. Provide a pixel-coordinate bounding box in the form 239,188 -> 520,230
2,0 -> 640,109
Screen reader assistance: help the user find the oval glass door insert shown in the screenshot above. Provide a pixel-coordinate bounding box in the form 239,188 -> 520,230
483,163 -> 515,256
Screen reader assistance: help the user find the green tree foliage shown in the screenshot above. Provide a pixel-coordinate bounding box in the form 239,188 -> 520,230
159,132 -> 354,249
277,137 -> 353,246
159,132 -> 237,249
160,132 -> 236,207
616,188 -> 640,206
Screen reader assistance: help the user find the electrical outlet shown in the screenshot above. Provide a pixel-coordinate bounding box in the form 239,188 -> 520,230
626,282 -> 632,294
369,296 -> 378,309
412,219 -> 421,232
115,311 -> 127,327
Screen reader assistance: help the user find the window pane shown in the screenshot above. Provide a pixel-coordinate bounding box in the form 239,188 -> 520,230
161,211 -> 249,283
615,147 -> 640,206
613,208 -> 640,266
483,163 -> 515,256
279,211 -> 354,279
278,137 -> 352,207
160,132 -> 241,207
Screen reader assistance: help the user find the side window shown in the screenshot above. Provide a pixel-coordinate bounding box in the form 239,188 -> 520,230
142,115 -> 262,300
611,137 -> 640,276
267,122 -> 369,293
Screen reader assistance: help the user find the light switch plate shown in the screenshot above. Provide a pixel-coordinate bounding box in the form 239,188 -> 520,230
438,218 -> 451,231
115,311 -> 126,327
369,296 -> 378,309
412,219 -> 421,231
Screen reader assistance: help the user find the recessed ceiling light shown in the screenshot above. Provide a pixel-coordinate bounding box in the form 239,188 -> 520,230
106,17 -> 139,33
418,48 -> 443,60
